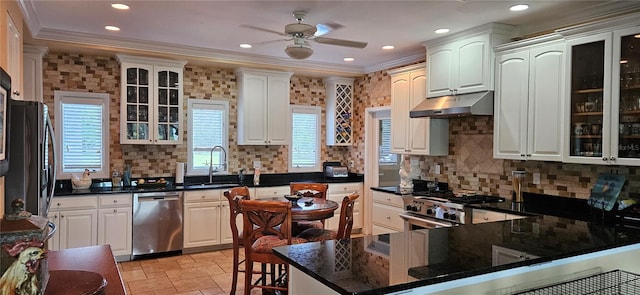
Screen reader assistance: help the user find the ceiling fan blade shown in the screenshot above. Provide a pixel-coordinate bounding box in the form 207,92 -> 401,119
314,37 -> 367,48
241,25 -> 288,37
315,22 -> 344,37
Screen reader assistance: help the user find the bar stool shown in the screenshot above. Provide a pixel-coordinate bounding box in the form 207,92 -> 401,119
290,182 -> 329,232
240,199 -> 308,295
297,192 -> 359,242
222,186 -> 251,295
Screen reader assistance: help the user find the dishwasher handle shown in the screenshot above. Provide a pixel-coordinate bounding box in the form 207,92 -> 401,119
138,196 -> 181,202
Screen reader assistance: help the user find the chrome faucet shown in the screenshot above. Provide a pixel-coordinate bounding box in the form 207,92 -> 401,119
209,145 -> 227,183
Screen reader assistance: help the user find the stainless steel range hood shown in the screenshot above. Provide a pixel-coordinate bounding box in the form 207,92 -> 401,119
410,91 -> 494,118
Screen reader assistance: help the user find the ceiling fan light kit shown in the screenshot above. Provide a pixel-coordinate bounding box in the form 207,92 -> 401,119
285,44 -> 314,59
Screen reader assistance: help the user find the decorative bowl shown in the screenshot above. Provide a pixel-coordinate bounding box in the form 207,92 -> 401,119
284,194 -> 302,203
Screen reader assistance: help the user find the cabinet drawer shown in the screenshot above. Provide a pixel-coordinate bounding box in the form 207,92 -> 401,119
50,196 -> 98,210
99,194 -> 132,208
372,203 -> 404,231
184,189 -> 222,202
372,191 -> 404,208
328,182 -> 363,194
253,186 -> 289,199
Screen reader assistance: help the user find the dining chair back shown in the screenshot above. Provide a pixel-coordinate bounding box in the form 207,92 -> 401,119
296,192 -> 359,242
222,186 -> 251,295
290,182 -> 329,231
240,199 -> 307,295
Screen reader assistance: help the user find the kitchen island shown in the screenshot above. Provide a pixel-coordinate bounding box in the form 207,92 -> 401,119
274,212 -> 640,294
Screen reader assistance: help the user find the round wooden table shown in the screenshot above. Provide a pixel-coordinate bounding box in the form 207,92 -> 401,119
264,196 -> 339,222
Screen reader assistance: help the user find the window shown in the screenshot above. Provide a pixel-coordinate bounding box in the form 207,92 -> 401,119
379,118 -> 399,165
187,99 -> 228,175
54,91 -> 110,178
289,105 -> 321,172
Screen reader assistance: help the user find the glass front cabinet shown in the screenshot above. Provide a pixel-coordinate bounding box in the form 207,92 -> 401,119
565,26 -> 640,165
117,55 -> 186,145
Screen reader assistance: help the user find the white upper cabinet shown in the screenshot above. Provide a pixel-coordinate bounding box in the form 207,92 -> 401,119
494,39 -> 565,161
559,14 -> 640,165
117,55 -> 187,145
325,77 -> 354,146
425,23 -> 515,98
389,63 -> 448,155
235,68 -> 293,145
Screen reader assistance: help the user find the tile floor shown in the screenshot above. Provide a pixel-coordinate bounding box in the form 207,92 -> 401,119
118,248 -> 257,295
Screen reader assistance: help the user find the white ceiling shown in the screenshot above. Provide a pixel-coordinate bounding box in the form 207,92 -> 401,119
19,0 -> 640,76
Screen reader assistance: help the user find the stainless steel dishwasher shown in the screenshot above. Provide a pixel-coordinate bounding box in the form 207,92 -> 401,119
132,191 -> 183,258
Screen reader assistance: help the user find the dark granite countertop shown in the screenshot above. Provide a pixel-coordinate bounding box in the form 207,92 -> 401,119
54,172 -> 364,196
274,190 -> 640,295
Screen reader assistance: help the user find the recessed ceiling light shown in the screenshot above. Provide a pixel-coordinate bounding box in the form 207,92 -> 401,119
344,57 -> 354,62
620,60 -> 629,64
105,25 -> 120,31
635,34 -> 640,38
382,45 -> 395,50
240,44 -> 252,49
435,28 -> 450,34
111,3 -> 129,10
510,4 -> 529,11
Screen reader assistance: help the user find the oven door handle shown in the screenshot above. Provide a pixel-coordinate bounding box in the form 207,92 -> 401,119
399,213 -> 455,228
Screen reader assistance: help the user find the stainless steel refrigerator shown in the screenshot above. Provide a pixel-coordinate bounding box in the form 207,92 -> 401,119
4,99 -> 57,217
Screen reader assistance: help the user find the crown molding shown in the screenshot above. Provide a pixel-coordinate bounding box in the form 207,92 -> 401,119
364,51 -> 425,74
17,0 -> 41,37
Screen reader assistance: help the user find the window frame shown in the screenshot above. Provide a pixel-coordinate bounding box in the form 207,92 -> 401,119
289,105 -> 321,172
187,99 -> 229,176
54,91 -> 110,179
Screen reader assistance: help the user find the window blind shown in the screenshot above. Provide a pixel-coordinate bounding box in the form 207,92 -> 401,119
190,103 -> 225,170
379,119 -> 398,164
291,112 -> 318,168
61,103 -> 104,171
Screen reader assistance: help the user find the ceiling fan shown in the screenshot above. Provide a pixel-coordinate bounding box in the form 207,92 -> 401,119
244,11 -> 368,59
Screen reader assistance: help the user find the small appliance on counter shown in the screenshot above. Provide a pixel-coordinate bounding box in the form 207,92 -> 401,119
323,161 -> 348,178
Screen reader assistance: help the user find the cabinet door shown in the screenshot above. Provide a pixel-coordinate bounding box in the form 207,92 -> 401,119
266,74 -> 290,145
220,202 -> 243,244
372,203 -> 404,232
527,43 -> 565,161
611,26 -> 640,166
427,45 -> 455,97
183,202 -> 220,248
408,71 -> 431,153
564,33 -> 612,164
154,66 -> 183,144
98,207 -> 132,256
391,73 -> 410,153
494,51 -> 529,160
457,35 -> 491,94
121,63 -> 154,144
240,73 -> 268,144
6,12 -> 22,100
58,209 -> 98,250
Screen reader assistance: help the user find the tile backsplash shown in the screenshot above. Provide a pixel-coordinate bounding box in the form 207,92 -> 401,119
41,52 -> 638,201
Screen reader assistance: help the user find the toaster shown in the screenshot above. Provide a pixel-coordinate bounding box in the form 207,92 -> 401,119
325,166 -> 348,178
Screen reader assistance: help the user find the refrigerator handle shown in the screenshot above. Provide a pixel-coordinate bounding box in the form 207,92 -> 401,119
46,114 -> 57,215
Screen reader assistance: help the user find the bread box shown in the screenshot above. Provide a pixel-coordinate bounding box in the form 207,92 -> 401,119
1,199 -> 55,295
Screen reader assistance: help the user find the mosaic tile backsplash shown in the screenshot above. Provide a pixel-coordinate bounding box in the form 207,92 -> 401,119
41,52 -> 639,201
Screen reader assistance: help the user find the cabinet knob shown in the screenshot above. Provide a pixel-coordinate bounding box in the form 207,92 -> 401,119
603,157 -> 608,161
61,215 -> 64,218
386,216 -> 391,219
520,154 -> 525,157
113,200 -> 118,203
113,209 -> 117,213
526,154 -> 532,157
57,203 -> 61,206
13,90 -> 20,96
610,156 -> 616,161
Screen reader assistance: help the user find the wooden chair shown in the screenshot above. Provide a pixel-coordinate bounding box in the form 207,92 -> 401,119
240,199 -> 308,295
222,186 -> 251,295
297,192 -> 359,242
290,182 -> 329,231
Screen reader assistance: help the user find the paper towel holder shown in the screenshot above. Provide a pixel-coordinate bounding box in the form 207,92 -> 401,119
175,162 -> 185,185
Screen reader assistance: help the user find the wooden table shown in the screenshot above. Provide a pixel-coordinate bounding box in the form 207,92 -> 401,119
266,197 -> 339,222
46,245 -> 126,295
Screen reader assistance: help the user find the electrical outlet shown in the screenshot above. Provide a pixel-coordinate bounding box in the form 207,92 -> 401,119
253,160 -> 261,169
349,160 -> 355,168
533,173 -> 541,185
435,164 -> 441,175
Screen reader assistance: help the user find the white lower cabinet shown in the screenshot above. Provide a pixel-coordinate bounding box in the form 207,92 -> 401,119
97,194 -> 132,257
183,189 -> 230,249
252,186 -> 290,199
48,196 -> 98,251
325,182 -> 363,231
371,190 -> 405,233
